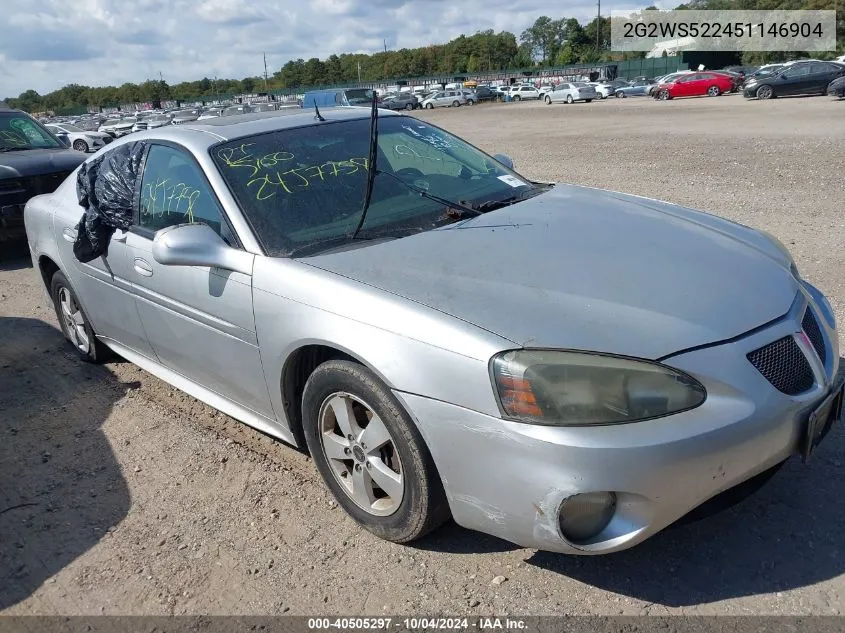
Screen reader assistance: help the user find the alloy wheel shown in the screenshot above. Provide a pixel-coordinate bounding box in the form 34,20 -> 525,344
58,286 -> 90,354
318,392 -> 404,517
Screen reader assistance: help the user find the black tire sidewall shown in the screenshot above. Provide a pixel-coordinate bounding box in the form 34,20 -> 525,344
50,271 -> 104,362
302,360 -> 448,542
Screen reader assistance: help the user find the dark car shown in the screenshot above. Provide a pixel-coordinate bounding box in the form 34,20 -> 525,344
743,61 -> 845,100
827,76 -> 845,98
473,85 -> 498,102
0,104 -> 86,242
381,92 -> 419,111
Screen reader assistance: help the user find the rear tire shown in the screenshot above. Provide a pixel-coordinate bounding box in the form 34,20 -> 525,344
50,271 -> 112,363
707,85 -> 721,97
452,100 -> 460,107
513,95 -> 521,101
405,103 -> 413,111
302,360 -> 450,543
585,99 -> 592,103
615,91 -> 625,98
425,103 -> 433,109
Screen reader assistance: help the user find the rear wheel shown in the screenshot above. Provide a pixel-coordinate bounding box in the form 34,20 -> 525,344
585,99 -> 592,103
756,85 -> 774,100
404,103 -> 413,111
50,271 -> 112,363
302,360 -> 450,543
615,91 -> 625,98
425,102 -> 434,109
513,95 -> 521,101
707,85 -> 721,97
452,100 -> 460,107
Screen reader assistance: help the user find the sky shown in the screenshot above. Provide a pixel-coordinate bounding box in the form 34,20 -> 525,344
0,0 -> 653,97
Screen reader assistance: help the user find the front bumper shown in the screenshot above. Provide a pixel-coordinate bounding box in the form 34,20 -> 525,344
397,286 -> 839,554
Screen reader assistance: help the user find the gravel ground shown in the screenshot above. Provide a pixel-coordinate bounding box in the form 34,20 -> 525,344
2,94 -> 845,616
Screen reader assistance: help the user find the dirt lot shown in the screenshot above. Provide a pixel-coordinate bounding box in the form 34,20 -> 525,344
2,94 -> 845,616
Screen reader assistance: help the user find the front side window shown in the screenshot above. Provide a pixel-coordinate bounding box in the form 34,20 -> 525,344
0,113 -> 61,150
212,117 -> 543,257
139,144 -> 231,242
783,64 -> 810,78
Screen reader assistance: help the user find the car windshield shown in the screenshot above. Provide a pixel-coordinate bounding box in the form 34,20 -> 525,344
0,112 -> 61,150
212,116 -> 543,257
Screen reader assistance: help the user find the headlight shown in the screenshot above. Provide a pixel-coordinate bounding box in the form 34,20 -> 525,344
491,350 -> 706,426
801,280 -> 836,329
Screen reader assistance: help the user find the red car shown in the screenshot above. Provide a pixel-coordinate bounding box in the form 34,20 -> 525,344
654,72 -> 735,100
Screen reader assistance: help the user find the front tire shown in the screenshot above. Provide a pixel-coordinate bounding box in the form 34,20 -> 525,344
425,103 -> 433,109
756,85 -> 774,100
50,271 -> 112,363
544,95 -> 551,104
585,99 -> 592,103
565,95 -> 574,104
302,360 -> 449,543
658,89 -> 671,101
615,91 -> 625,98
72,139 -> 89,152
466,99 -> 474,106
513,95 -> 521,101
405,103 -> 413,111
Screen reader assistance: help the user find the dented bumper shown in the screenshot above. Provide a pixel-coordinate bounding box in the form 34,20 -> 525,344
393,295 -> 839,554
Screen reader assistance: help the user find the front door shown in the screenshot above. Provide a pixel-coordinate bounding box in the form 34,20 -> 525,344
126,142 -> 274,418
778,64 -> 811,95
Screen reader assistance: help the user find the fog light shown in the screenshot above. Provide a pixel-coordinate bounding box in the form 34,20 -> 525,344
558,492 -> 616,543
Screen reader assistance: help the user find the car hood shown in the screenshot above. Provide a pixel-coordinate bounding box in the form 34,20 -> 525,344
0,148 -> 86,179
305,185 -> 798,360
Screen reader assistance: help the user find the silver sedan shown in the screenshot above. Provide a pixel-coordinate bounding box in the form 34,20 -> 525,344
544,82 -> 599,104
24,108 -> 842,554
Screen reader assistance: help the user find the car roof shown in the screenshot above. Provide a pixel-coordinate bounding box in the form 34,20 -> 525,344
116,107 -> 403,149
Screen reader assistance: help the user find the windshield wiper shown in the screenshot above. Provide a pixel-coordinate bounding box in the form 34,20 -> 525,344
351,94 -> 380,239
472,189 -> 540,212
376,169 -> 481,220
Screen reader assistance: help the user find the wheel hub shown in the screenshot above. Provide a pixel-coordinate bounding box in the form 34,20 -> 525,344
352,444 -> 366,463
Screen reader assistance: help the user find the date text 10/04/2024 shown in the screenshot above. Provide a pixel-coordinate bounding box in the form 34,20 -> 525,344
306,618 -> 528,630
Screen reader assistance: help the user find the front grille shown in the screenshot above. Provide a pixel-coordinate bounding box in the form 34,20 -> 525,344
802,307 -> 826,365
747,336 -> 815,395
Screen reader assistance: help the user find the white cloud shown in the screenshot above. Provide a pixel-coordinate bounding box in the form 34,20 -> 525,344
0,0 -> 606,97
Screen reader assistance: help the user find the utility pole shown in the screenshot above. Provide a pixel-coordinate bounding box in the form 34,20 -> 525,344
263,52 -> 269,93
384,39 -> 387,53
357,61 -> 362,82
596,0 -> 601,51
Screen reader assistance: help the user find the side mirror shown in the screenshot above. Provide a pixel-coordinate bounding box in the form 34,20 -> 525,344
152,223 -> 253,275
493,153 -> 515,170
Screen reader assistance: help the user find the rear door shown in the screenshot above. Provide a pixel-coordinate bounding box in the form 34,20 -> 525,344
52,148 -> 156,359
124,142 -> 274,417
778,63 -> 811,95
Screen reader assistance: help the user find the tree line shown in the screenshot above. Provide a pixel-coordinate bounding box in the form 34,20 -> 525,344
4,0 -> 843,114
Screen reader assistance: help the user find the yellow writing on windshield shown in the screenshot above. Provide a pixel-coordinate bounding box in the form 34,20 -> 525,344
246,158 -> 369,201
0,131 -> 28,147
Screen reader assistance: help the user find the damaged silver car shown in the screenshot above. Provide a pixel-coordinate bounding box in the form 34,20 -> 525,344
24,106 -> 842,554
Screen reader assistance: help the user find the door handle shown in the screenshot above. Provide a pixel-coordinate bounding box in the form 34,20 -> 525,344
133,257 -> 153,277
62,227 -> 77,242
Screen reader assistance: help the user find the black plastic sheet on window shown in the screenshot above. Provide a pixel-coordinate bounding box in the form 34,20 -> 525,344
73,141 -> 147,262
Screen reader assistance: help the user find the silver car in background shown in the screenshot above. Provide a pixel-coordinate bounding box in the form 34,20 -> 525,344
421,90 -> 467,108
24,108 -> 842,554
545,82 -> 599,104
